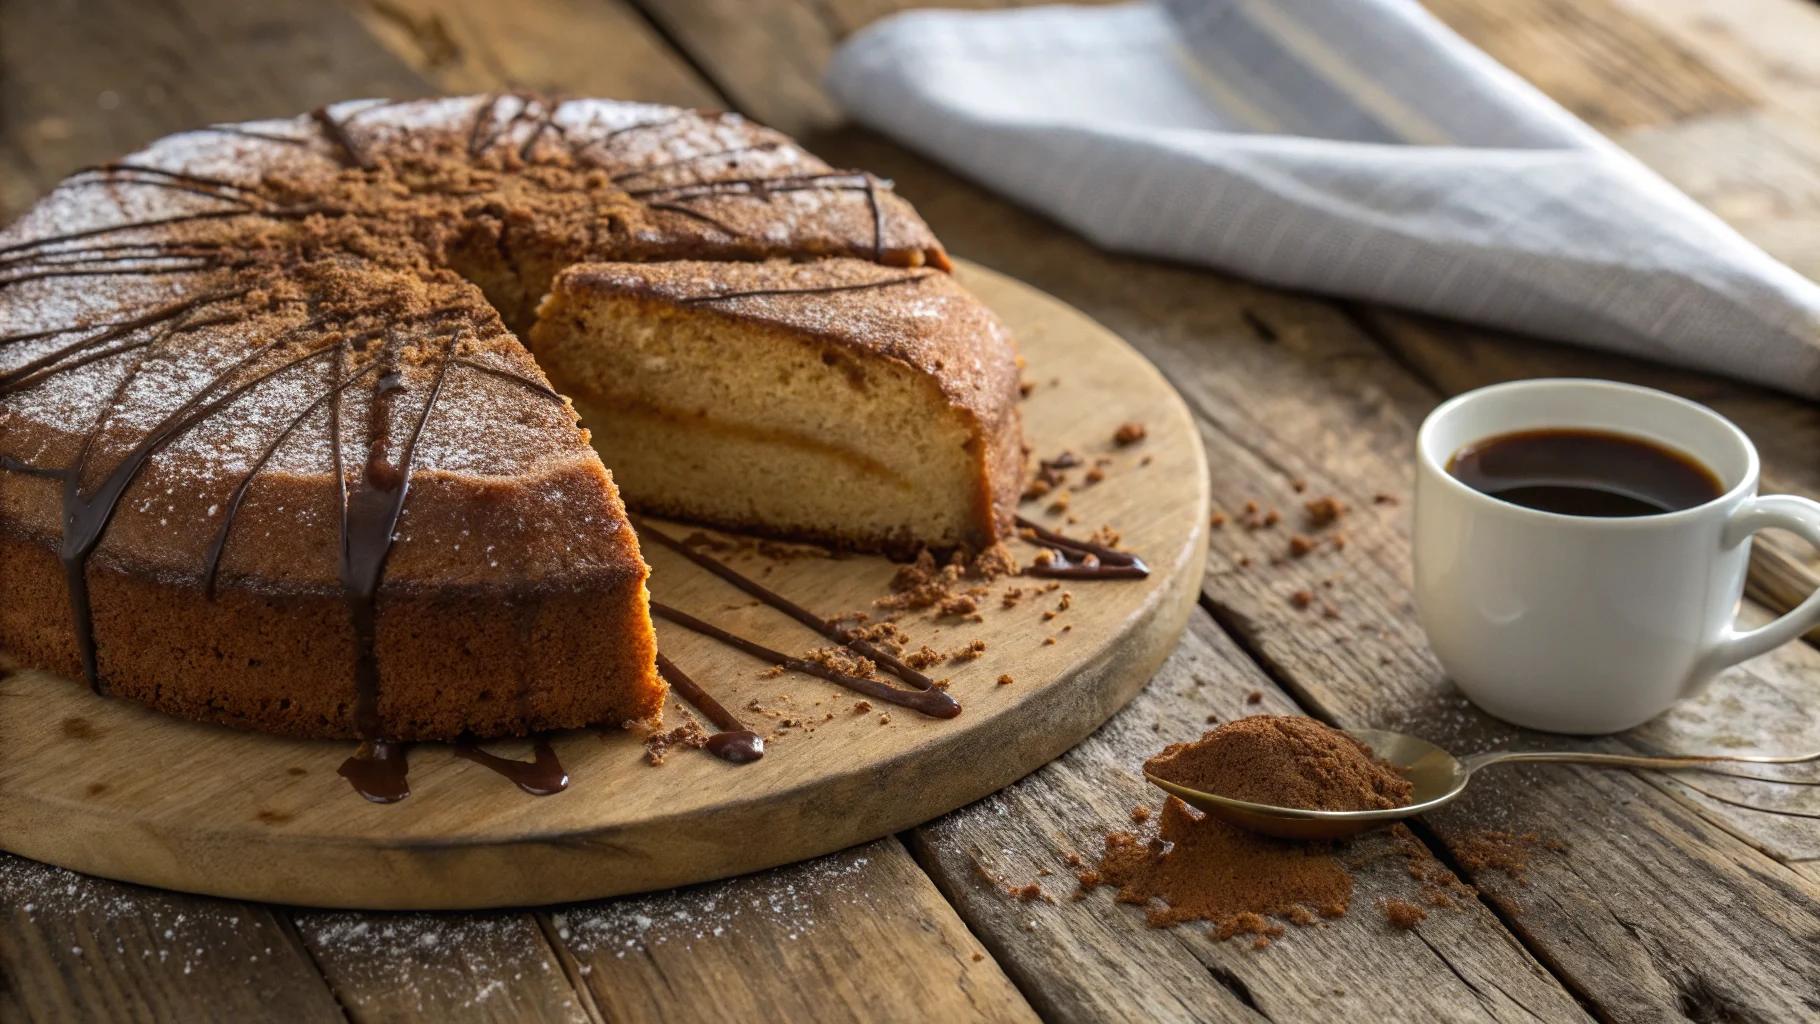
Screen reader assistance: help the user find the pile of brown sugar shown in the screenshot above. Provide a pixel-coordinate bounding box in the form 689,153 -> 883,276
1144,715 -> 1413,811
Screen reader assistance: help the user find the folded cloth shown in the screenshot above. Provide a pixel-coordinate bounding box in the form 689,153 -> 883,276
826,0 -> 1820,399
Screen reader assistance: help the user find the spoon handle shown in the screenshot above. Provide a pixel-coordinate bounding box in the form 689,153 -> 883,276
1459,748 -> 1820,774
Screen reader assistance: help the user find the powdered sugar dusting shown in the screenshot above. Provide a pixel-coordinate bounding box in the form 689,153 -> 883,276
558,845 -> 881,957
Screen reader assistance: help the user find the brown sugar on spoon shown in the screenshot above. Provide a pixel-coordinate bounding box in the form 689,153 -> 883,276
1144,715 -> 1413,811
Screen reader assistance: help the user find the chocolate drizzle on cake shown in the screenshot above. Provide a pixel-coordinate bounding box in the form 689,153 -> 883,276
0,93 -> 973,797
679,273 -> 932,307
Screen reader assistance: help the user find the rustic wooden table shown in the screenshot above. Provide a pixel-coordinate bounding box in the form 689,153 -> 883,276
4,1 -> 1820,1021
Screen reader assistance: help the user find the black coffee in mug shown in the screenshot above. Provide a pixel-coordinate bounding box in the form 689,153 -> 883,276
1446,428 -> 1723,517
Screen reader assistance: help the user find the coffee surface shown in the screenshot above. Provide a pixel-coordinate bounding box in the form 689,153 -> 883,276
1447,428 -> 1722,517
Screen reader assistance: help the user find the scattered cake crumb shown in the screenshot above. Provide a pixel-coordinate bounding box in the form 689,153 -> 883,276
1291,590 -> 1315,609
853,701 -> 872,713
1131,805 -> 1152,824
1304,495 -> 1348,528
1245,690 -> 1263,704
1113,422 -> 1148,446
997,675 -> 1014,686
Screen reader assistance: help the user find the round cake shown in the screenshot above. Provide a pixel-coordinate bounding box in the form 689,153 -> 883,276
0,93 -> 1023,742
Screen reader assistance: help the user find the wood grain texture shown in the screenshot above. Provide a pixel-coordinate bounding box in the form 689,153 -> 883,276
546,839 -> 1039,1023
293,908 -> 595,1023
349,0 -> 722,109
0,852 -> 343,1024
0,0 -> 435,222
0,262 -> 1208,909
797,130 -> 1820,1024
908,610 -> 1589,1024
1419,0 -> 1754,132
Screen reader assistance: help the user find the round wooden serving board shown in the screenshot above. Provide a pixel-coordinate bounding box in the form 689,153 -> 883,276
0,262 -> 1208,909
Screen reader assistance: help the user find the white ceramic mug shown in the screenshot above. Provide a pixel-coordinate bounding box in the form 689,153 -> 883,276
1414,378 -> 1820,734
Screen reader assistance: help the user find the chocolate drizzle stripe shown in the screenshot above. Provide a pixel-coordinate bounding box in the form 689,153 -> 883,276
0,210 -> 255,260
198,124 -> 314,146
679,274 -> 931,306
340,335 -> 459,738
650,601 -> 960,718
452,736 -> 569,795
467,92 -> 507,158
645,201 -> 743,237
0,262 -> 234,289
51,331 -> 341,691
610,144 -> 782,185
656,652 -> 765,764
55,178 -> 258,209
449,358 -> 566,404
71,163 -> 261,195
1017,515 -> 1150,579
631,516 -> 934,689
517,98 -> 568,162
622,171 -> 872,200
311,106 -> 371,170
203,359 -> 382,598
865,175 -> 884,262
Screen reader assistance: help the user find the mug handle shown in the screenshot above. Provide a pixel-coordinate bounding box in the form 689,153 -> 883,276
1705,494 -> 1820,677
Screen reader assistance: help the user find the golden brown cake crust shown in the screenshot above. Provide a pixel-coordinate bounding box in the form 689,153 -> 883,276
0,94 -> 958,740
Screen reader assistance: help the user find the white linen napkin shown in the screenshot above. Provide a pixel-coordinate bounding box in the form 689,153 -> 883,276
825,0 -> 1820,399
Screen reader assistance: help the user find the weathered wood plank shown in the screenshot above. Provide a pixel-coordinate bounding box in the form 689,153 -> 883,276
0,0 -> 436,221
798,131 -> 1820,1024
544,839 -> 1040,1024
1418,0 -> 1755,132
0,853 -> 344,1024
908,609 -> 1590,1024
348,0 -> 723,109
291,909 -> 595,1023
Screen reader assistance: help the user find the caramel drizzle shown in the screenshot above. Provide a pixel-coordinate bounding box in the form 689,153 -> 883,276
1017,516 -> 1150,580
656,653 -> 765,763
679,274 -> 931,306
631,516 -> 935,690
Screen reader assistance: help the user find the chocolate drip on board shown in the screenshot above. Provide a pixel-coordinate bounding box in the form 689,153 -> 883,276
650,601 -> 960,719
656,652 -> 765,763
453,736 -> 570,795
631,516 -> 935,690
338,739 -> 410,803
1017,516 -> 1150,580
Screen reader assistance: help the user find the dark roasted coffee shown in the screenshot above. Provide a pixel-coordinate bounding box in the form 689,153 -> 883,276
1447,428 -> 1723,517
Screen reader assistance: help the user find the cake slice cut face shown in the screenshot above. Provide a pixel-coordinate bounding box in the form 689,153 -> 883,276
0,94 -> 1020,742
530,259 -> 1022,557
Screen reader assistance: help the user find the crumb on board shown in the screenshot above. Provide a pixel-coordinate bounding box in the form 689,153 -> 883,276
1114,421 -> 1148,446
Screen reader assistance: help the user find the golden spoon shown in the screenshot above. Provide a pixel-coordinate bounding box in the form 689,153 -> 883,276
1146,728 -> 1820,840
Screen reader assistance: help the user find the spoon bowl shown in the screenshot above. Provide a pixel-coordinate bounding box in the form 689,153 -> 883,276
1146,729 -> 1468,840
1146,728 -> 1820,841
